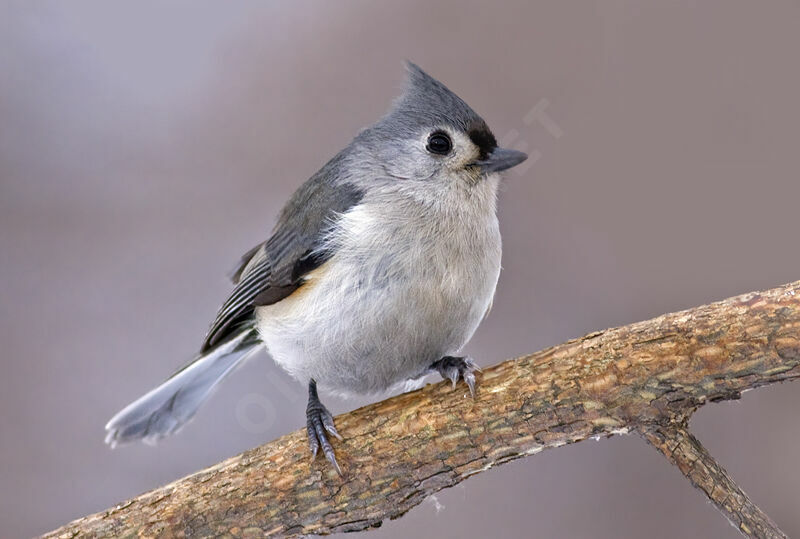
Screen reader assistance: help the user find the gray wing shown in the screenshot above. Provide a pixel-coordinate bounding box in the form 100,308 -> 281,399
200,172 -> 363,353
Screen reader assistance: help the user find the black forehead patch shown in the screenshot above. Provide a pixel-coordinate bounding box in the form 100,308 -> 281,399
468,126 -> 497,160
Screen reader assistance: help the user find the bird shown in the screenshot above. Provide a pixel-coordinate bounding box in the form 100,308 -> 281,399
104,62 -> 528,476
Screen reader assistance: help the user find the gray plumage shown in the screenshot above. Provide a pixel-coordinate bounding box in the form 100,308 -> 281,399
202,168 -> 364,352
105,330 -> 260,446
105,62 -> 527,465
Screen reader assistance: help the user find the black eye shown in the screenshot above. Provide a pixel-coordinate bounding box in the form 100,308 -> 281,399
426,132 -> 452,155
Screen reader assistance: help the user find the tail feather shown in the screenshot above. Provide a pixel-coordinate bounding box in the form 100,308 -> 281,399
105,329 -> 260,447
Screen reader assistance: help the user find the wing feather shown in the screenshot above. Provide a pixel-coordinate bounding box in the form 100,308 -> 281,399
200,174 -> 363,352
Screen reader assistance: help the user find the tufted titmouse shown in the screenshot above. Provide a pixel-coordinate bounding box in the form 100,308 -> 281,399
105,63 -> 527,475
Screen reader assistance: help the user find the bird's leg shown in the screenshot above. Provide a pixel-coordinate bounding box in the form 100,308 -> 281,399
306,379 -> 343,477
429,356 -> 480,397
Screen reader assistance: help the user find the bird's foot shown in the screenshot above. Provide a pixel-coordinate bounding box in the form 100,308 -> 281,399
430,355 -> 480,397
306,379 -> 343,477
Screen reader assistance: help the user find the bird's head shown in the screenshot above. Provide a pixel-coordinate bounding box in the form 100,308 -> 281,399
359,62 -> 527,185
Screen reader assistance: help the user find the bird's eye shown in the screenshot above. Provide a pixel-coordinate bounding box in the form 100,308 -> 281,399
426,132 -> 452,155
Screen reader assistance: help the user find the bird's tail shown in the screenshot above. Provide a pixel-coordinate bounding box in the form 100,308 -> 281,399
104,329 -> 261,447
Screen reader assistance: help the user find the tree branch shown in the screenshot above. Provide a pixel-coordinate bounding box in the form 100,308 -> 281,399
641,424 -> 787,538
45,281 -> 800,538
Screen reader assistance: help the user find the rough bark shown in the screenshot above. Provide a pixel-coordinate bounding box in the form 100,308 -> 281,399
45,281 -> 800,538
642,425 -> 786,538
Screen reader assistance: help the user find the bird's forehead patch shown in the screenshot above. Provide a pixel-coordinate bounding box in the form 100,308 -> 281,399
467,124 -> 497,160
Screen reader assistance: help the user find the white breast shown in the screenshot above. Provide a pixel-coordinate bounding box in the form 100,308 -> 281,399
256,176 -> 502,396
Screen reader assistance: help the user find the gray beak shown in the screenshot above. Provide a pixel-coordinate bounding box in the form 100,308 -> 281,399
474,147 -> 528,173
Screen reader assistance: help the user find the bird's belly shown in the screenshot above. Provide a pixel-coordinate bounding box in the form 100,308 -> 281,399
255,245 -> 500,396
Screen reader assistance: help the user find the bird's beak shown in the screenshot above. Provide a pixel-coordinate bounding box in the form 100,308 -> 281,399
473,147 -> 528,173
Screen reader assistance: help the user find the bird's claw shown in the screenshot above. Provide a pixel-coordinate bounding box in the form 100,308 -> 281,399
306,381 -> 343,477
431,356 -> 480,397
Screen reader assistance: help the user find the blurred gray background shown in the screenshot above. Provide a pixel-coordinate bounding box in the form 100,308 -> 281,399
2,1 -> 799,537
